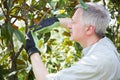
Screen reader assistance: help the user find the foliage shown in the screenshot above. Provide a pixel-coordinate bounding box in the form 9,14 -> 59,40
106,0 -> 120,52
0,0 -> 120,80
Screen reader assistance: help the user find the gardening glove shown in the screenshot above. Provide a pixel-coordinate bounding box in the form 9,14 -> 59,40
25,31 -> 40,56
33,16 -> 59,32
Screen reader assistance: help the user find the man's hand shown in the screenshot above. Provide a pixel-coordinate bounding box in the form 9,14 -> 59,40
58,18 -> 72,29
25,31 -> 40,56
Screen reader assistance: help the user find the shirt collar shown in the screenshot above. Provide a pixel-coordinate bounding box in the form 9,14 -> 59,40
82,37 -> 106,56
82,44 -> 92,57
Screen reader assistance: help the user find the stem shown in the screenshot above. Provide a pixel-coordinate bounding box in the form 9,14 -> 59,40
103,0 -> 106,6
15,45 -> 24,59
36,8 -> 51,27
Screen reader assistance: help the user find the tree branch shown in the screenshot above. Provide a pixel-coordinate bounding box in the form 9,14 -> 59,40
15,44 -> 24,59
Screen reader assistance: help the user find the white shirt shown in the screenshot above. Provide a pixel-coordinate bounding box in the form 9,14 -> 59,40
46,37 -> 120,80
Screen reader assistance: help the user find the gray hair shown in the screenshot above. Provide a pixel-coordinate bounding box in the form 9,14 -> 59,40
75,2 -> 111,37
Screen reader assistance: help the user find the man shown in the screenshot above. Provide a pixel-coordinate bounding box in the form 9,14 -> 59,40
25,2 -> 120,80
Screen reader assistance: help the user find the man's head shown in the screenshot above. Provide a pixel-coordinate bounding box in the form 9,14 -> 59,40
68,2 -> 110,47
75,2 -> 110,37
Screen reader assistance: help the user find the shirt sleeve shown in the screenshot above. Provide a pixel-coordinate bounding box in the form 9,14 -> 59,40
46,54 -> 102,80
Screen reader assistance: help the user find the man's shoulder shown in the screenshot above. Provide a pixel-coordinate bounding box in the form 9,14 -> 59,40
94,37 -> 117,55
97,37 -> 116,50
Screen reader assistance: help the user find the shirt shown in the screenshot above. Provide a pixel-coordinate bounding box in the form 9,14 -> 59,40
46,37 -> 120,80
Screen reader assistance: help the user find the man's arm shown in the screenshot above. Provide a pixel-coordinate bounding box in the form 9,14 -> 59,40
32,17 -> 72,32
25,32 -> 48,80
30,53 -> 48,80
25,17 -> 72,80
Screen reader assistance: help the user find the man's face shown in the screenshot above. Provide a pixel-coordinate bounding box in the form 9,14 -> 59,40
68,8 -> 86,43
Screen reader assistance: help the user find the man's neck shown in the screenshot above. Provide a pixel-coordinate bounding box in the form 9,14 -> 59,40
83,36 -> 101,48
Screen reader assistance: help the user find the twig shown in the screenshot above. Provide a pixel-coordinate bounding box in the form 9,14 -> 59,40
103,0 -> 106,6
15,44 -> 24,59
38,8 -> 51,25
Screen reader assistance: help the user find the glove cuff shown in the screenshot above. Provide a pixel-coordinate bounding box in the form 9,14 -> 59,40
27,47 -> 40,57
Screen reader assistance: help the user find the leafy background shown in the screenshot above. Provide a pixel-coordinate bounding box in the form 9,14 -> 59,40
0,0 -> 120,80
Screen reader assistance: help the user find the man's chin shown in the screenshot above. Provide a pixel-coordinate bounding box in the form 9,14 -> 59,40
70,37 -> 78,42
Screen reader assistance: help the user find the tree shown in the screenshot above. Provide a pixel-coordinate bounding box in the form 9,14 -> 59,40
105,0 -> 120,52
0,0 -> 119,80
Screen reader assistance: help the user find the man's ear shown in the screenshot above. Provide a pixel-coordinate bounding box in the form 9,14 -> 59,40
85,25 -> 95,35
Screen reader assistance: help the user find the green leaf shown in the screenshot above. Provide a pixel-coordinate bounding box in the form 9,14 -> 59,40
57,0 -> 66,8
0,14 -> 5,20
62,31 -> 70,37
10,6 -> 20,15
36,22 -> 60,34
31,31 -> 39,49
13,0 -> 24,4
74,42 -> 82,51
27,70 -> 35,80
79,0 -> 88,10
14,29 -> 26,45
46,45 -> 51,53
7,71 -> 17,77
21,51 -> 28,61
26,65 -> 32,73
16,59 -> 27,70
16,59 -> 25,65
44,32 -> 51,43
1,25 -> 11,45
0,52 -> 10,63
1,23 -> 15,45
36,32 -> 43,39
